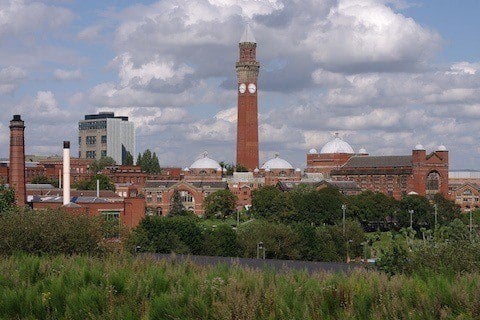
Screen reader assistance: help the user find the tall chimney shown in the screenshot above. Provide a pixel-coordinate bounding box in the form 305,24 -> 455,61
63,141 -> 70,205
9,115 -> 26,206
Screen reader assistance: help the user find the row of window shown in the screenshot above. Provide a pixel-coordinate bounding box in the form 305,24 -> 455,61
80,135 -> 107,146
79,121 -> 107,130
81,150 -> 107,159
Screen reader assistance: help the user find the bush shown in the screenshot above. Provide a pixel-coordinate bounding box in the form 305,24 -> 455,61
127,216 -> 204,254
0,208 -> 106,255
202,224 -> 239,257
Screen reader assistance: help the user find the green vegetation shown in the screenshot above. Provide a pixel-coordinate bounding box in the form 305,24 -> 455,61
204,189 -> 237,219
136,149 -> 161,174
123,151 -> 134,165
0,184 -> 15,212
73,174 -> 114,191
89,156 -> 116,173
3,254 -> 480,319
30,175 -> 59,188
0,208 -> 109,255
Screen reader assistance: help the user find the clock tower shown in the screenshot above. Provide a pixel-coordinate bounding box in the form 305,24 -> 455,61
236,25 -> 260,171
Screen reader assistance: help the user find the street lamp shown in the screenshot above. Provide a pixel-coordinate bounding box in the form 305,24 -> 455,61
409,209 -> 414,228
341,204 -> 347,237
257,241 -> 265,259
470,210 -> 473,242
433,203 -> 438,229
360,241 -> 368,262
346,239 -> 353,263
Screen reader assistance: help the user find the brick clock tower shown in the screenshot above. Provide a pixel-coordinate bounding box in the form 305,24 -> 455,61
236,25 -> 260,171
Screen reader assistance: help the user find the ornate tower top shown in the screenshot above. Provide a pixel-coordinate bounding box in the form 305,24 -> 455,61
240,24 -> 256,43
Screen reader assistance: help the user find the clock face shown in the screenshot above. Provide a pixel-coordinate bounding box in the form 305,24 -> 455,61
248,83 -> 256,94
239,83 -> 246,94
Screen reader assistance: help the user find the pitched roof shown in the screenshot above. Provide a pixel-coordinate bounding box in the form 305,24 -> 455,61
341,155 -> 412,168
145,180 -> 227,189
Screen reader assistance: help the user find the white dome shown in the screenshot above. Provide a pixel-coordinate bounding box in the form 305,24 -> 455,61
183,167 -> 189,172
295,168 -> 301,172
414,144 -> 425,150
437,145 -> 447,151
320,134 -> 354,154
261,153 -> 294,170
309,148 -> 318,154
190,151 -> 220,169
253,167 -> 259,173
359,148 -> 367,154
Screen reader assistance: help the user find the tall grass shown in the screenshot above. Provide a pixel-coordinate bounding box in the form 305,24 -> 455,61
1,254 -> 480,319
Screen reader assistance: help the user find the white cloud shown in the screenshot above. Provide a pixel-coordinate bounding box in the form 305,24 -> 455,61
77,25 -> 102,41
53,69 -> 82,81
0,66 -> 27,94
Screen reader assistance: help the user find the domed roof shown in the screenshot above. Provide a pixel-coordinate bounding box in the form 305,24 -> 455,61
190,151 -> 220,170
320,133 -> 355,154
261,153 -> 294,170
414,144 -> 425,150
437,145 -> 447,151
358,148 -> 367,154
309,148 -> 318,154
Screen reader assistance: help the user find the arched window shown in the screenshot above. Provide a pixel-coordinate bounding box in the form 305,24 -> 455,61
179,190 -> 195,211
426,171 -> 440,199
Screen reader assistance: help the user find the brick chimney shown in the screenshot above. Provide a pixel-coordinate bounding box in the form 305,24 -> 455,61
9,115 -> 26,206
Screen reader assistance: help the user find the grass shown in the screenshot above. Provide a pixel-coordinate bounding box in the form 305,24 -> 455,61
1,254 -> 480,319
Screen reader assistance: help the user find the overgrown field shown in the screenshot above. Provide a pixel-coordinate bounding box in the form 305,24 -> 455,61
2,254 -> 480,319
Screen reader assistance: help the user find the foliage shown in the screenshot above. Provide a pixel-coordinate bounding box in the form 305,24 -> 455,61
377,219 -> 480,275
397,195 -> 434,230
123,151 -> 134,166
0,208 -> 107,255
4,255 -> 480,319
204,189 -> 237,219
202,224 -> 239,257
0,184 -> 15,212
90,156 -> 116,173
433,193 -> 462,225
237,220 -> 300,260
127,216 -> 204,254
250,186 -> 291,221
30,175 -> 59,188
235,164 -> 249,172
346,191 -> 399,231
136,149 -> 161,174
168,189 -> 192,217
73,174 -> 114,191
219,162 -> 234,175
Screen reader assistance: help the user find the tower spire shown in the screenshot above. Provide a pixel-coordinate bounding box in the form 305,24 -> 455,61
240,24 -> 256,43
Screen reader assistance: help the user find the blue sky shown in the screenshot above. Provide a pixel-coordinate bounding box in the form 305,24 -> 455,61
0,0 -> 479,170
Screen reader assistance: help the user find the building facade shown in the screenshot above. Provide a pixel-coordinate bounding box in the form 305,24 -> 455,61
306,136 -> 449,200
78,112 -> 135,165
236,25 -> 260,171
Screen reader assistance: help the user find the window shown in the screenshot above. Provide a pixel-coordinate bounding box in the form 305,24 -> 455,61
426,171 -> 440,199
86,151 -> 96,159
86,136 -> 96,145
78,151 -> 81,158
101,135 -> 107,144
156,192 -> 162,203
78,136 -> 81,145
101,150 -> 107,157
102,211 -> 121,238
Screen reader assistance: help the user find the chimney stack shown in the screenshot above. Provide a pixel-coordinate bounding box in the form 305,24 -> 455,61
63,141 -> 70,206
9,115 -> 26,206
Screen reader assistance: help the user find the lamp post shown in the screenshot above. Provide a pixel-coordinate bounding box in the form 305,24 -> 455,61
257,241 -> 265,259
346,239 -> 353,263
341,204 -> 347,237
433,203 -> 438,229
470,210 -> 473,242
360,241 -> 368,263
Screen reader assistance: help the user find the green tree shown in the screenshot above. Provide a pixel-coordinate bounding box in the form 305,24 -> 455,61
219,162 -> 234,176
203,224 -> 239,257
136,149 -> 161,173
123,151 -> 134,165
235,164 -> 249,172
250,186 -> 291,221
30,175 -> 59,188
73,174 -> 114,191
204,189 -> 237,219
398,195 -> 434,230
168,189 -> 189,217
0,185 -> 15,213
136,153 -> 142,166
90,156 -> 116,173
347,191 -> 399,231
433,193 -> 462,226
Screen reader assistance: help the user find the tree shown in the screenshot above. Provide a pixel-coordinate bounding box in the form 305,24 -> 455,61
90,156 -> 116,173
397,195 -> 434,230
73,174 -> 114,191
347,191 -> 399,231
136,153 -> 142,166
30,175 -> 59,188
124,151 -> 134,165
0,185 -> 15,213
204,189 -> 237,219
219,162 -> 234,176
433,193 -> 462,226
235,164 -> 249,172
136,149 -> 161,174
250,186 -> 291,221
168,189 -> 189,217
203,224 -> 239,257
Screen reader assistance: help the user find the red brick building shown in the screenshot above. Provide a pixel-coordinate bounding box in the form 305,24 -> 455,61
307,135 -> 449,200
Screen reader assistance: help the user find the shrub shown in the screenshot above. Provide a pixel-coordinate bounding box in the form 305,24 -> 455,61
0,208 -> 105,255
202,224 -> 239,257
127,216 -> 204,254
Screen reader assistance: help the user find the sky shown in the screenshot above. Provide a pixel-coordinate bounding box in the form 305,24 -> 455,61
0,0 -> 479,170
